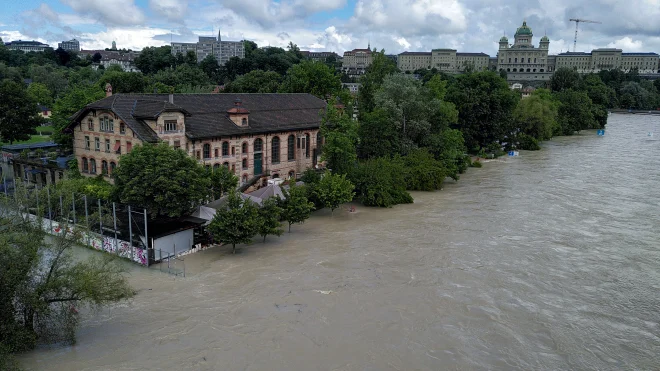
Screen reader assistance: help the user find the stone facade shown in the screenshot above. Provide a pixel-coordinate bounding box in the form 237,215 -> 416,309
555,49 -> 659,74
496,21 -> 552,81
68,91 -> 325,185
397,49 -> 490,73
342,47 -> 372,75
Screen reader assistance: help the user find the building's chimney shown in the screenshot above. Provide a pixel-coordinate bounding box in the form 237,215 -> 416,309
105,83 -> 113,97
169,94 -> 173,104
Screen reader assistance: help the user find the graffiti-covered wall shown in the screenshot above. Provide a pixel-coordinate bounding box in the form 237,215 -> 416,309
34,215 -> 148,266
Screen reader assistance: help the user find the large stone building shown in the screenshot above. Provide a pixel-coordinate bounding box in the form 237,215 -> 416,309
555,49 -> 659,74
4,40 -> 50,53
300,51 -> 341,63
171,32 -> 244,65
397,49 -> 490,73
78,50 -> 140,72
341,47 -> 373,75
58,39 -> 80,52
496,21 -> 553,81
66,87 -> 325,185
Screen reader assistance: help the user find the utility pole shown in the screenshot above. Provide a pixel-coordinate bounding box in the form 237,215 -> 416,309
569,19 -> 601,52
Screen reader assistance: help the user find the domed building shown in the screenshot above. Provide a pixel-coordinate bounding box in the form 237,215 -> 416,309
497,21 -> 554,80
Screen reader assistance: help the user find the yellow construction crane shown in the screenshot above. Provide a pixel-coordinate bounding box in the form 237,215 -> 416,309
569,19 -> 602,52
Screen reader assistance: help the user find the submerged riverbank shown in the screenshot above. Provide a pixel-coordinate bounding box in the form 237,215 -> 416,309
20,115 -> 660,370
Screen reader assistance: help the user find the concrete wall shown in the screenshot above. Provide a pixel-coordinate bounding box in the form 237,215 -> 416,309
153,229 -> 194,260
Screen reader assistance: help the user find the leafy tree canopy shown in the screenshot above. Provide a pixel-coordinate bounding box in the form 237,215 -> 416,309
279,60 -> 342,99
313,171 -> 355,213
0,80 -> 42,144
208,190 -> 260,253
112,143 -> 211,218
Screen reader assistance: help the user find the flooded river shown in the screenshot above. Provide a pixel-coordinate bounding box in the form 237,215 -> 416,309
20,114 -> 660,370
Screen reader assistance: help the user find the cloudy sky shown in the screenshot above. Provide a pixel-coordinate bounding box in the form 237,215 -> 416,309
2,0 -> 659,56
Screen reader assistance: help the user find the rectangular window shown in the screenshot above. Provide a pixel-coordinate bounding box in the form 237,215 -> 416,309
120,123 -> 126,134
164,120 -> 177,133
173,140 -> 180,149
85,136 -> 90,150
126,141 -> 132,153
196,151 -> 201,160
105,139 -> 110,152
114,140 -> 121,154
88,119 -> 94,131
95,137 -> 100,151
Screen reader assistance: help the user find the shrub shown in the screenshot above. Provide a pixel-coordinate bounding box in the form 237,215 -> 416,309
517,133 -> 541,150
471,160 -> 483,168
350,157 -> 413,207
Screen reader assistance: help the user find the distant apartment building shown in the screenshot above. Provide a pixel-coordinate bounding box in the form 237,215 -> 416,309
4,40 -> 50,52
341,46 -> 372,75
171,31 -> 245,65
58,39 -> 80,52
397,49 -> 490,73
78,50 -> 140,72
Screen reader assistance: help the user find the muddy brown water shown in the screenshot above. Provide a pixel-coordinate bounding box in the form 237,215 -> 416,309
20,114 -> 660,370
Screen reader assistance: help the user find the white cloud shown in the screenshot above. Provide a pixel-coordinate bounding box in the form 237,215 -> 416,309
61,0 -> 145,26
395,37 -> 410,49
218,0 -> 346,27
79,27 -> 171,50
608,37 -> 644,51
149,0 -> 188,23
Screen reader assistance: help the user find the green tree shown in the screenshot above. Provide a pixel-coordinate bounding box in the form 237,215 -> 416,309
208,165 -> 238,200
399,149 -> 447,191
279,60 -> 342,99
0,192 -> 134,354
549,67 -> 581,92
207,190 -> 259,253
425,128 -> 468,180
357,108 -> 400,159
98,71 -> 147,94
50,85 -> 105,149
320,103 -> 358,175
359,50 -> 399,114
199,54 -> 221,82
0,80 -> 42,144
26,82 -> 53,106
280,184 -> 314,232
225,70 -> 282,93
350,157 -> 413,207
134,46 -> 175,75
112,143 -> 211,218
313,171 -> 355,213
556,90 -> 595,135
512,88 -> 559,143
446,71 -> 519,152
256,197 -> 284,242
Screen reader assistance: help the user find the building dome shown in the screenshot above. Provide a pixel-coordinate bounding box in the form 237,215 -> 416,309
515,21 -> 533,36
540,35 -> 549,42
499,36 -> 509,43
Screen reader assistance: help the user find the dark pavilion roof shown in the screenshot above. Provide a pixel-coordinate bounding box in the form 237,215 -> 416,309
68,93 -> 327,142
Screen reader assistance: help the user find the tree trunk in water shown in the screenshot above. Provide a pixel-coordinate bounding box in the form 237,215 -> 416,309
232,244 -> 236,254
263,235 -> 266,243
288,223 -> 292,232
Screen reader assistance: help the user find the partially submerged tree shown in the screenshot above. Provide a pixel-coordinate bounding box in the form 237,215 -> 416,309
313,171 -> 355,213
256,197 -> 284,242
207,190 -> 259,253
0,188 -> 134,355
280,185 -> 314,232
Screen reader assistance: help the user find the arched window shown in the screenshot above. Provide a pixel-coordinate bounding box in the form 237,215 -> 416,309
534,58 -> 537,63
288,170 -> 295,179
271,137 -> 280,163
254,138 -> 262,152
242,174 -> 248,183
242,158 -> 248,169
222,141 -> 229,156
526,68 -> 531,72
213,163 -> 220,170
287,135 -> 295,161
110,162 -> 116,174
241,118 -> 247,126
527,58 -> 531,63
214,148 -> 219,158
101,160 -> 108,175
90,159 -> 97,174
533,68 -> 536,72
540,68 -> 544,72
316,132 -> 323,152
514,58 -> 517,63
203,144 -> 211,159
223,162 -> 229,168
242,142 -> 248,154
305,133 -> 310,158
507,68 -> 510,72
82,157 -> 88,173
512,68 -> 517,72
272,173 -> 279,179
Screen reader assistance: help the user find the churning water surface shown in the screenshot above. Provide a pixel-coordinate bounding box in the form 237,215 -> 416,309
20,114 -> 660,370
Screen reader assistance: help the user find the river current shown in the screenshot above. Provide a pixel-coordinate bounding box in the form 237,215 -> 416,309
20,114 -> 660,370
